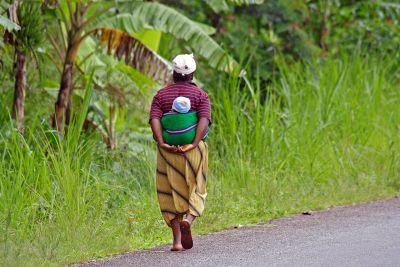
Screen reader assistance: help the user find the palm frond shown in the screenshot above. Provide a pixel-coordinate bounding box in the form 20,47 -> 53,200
94,27 -> 173,85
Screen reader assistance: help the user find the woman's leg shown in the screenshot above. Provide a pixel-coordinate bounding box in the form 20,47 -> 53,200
170,216 -> 184,251
185,213 -> 196,225
180,141 -> 208,249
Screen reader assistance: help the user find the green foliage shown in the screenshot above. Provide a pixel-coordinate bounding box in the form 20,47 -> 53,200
14,1 -> 44,53
204,0 -> 264,13
66,72 -> 94,150
0,15 -> 20,31
112,1 -> 237,71
203,0 -> 230,13
166,0 -> 400,80
218,0 -> 320,79
326,1 -> 400,53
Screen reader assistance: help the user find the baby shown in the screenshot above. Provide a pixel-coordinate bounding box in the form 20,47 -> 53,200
171,96 -> 191,114
161,97 -> 208,146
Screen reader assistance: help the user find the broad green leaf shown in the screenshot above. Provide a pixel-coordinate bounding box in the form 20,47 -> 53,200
77,36 -> 104,68
131,29 -> 162,51
114,2 -> 237,72
77,36 -> 156,94
40,79 -> 59,90
203,0 -> 229,13
99,13 -> 144,34
194,21 -> 216,35
203,0 -> 264,13
0,15 -> 20,31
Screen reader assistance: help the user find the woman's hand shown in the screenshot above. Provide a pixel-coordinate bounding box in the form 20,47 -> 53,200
159,143 -> 197,153
159,143 -> 178,153
178,143 -> 197,153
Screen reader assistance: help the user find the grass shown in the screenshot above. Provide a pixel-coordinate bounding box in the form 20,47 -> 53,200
1,53 -> 399,266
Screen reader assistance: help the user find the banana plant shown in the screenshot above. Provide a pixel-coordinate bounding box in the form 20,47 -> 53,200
44,0 -> 237,134
77,50 -> 156,150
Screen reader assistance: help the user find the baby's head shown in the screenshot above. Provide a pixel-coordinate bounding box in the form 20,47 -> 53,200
172,97 -> 191,113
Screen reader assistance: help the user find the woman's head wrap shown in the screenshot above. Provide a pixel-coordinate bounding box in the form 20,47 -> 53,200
172,54 -> 196,76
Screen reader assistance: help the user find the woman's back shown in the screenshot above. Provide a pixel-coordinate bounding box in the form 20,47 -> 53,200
149,82 -> 211,124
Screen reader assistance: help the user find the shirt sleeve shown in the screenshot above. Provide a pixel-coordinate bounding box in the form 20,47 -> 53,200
197,91 -> 212,124
149,93 -> 163,123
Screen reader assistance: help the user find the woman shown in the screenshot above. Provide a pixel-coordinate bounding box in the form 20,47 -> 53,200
149,54 -> 211,251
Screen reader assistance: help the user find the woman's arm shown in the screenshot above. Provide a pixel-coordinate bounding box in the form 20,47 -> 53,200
150,118 -> 178,153
179,89 -> 211,153
192,117 -> 209,146
149,93 -> 178,153
179,117 -> 209,153
150,118 -> 164,144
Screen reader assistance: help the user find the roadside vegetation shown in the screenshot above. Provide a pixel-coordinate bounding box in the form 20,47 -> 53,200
1,0 -> 399,266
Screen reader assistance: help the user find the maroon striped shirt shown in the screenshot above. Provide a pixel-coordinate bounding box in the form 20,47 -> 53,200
149,82 -> 211,124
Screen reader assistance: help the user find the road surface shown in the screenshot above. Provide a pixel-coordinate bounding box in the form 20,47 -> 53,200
78,197 -> 400,267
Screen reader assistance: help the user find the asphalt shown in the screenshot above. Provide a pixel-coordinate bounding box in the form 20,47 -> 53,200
78,197 -> 400,267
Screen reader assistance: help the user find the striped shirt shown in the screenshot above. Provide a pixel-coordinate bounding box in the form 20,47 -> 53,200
150,82 -> 212,124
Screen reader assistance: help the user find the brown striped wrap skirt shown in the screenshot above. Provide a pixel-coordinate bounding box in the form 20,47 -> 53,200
156,141 -> 208,226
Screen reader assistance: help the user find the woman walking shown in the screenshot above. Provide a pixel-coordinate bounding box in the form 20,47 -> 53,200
149,54 -> 211,251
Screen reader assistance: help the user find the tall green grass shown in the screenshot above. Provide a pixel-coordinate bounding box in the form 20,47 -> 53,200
1,53 -> 399,266
207,53 -> 399,220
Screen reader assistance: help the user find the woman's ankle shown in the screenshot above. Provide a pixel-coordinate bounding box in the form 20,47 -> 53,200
185,214 -> 196,225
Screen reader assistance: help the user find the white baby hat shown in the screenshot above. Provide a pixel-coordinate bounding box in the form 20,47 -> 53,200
172,97 -> 191,113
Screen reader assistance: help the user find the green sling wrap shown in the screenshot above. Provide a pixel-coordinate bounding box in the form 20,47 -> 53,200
161,112 -> 209,146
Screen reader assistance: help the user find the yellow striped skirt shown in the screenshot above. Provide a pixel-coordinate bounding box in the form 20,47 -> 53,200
156,141 -> 208,226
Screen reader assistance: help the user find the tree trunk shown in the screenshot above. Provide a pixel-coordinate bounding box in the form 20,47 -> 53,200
107,103 -> 117,150
12,52 -> 26,133
52,2 -> 89,133
53,21 -> 80,133
53,62 -> 73,132
319,0 -> 330,53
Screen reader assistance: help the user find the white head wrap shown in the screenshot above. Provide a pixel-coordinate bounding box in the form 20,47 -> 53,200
172,96 -> 191,113
172,54 -> 196,76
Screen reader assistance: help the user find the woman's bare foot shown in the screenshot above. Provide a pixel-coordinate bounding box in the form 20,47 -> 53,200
170,217 -> 184,252
180,220 -> 193,249
170,244 -> 185,251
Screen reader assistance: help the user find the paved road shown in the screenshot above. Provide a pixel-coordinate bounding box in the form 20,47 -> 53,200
79,197 -> 400,267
